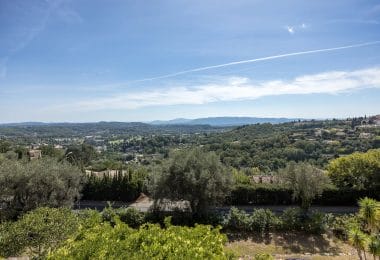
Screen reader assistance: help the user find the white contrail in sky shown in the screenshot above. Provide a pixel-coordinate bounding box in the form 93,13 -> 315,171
133,41 -> 380,82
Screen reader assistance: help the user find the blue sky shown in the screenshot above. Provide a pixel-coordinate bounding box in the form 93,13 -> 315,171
0,0 -> 380,122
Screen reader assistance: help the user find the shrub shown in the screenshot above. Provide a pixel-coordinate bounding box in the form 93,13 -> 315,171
250,209 -> 280,235
48,217 -> 231,259
303,211 -> 330,235
280,207 -> 303,231
229,184 -> 292,205
279,208 -> 330,234
328,214 -> 359,240
230,185 -> 380,206
223,207 -> 280,235
116,207 -> 145,228
223,207 -> 251,232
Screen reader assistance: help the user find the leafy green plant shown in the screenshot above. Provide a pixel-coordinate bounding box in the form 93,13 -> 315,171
279,162 -> 330,213
358,197 -> 380,233
328,214 -> 359,240
48,217 -> 231,260
303,211 -> 329,235
368,235 -> 380,260
348,228 -> 368,260
116,207 -> 146,228
223,207 -> 251,232
0,207 -> 78,258
249,209 -> 279,235
280,207 -> 303,231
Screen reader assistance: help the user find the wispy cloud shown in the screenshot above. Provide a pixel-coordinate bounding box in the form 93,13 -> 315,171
59,67 -> 380,111
285,23 -> 308,34
286,26 -> 295,34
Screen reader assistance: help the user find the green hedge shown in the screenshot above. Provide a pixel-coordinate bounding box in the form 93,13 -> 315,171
229,184 -> 292,205
229,184 -> 379,206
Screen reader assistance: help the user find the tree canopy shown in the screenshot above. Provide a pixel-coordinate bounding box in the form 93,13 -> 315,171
279,162 -> 330,212
0,158 -> 84,220
327,149 -> 380,190
149,148 -> 232,215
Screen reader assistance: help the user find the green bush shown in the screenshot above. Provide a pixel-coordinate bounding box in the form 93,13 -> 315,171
116,207 -> 145,228
328,214 -> 360,240
48,217 -> 231,259
223,208 -> 280,235
230,184 -> 292,205
250,209 -> 280,235
223,207 -> 251,232
303,211 -> 330,234
280,207 -> 303,231
279,208 -> 329,234
230,184 -> 380,206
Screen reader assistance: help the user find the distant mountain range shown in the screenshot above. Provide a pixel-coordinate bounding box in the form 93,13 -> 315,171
150,117 -> 299,126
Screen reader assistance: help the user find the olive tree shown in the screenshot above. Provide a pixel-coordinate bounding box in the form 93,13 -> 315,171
149,148 -> 232,215
0,207 -> 78,258
279,162 -> 330,213
0,158 -> 84,220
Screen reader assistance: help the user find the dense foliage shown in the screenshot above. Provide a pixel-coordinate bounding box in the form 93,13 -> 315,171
0,207 -> 78,258
0,158 -> 84,220
149,148 -> 232,214
82,167 -> 147,201
48,216 -> 230,260
223,207 -> 329,235
327,149 -> 380,190
278,162 -> 331,212
201,120 -> 380,171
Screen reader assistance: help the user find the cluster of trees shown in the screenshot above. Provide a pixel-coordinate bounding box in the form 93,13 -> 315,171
2,140 -> 379,222
0,137 -> 379,259
201,122 -> 379,171
82,168 -> 147,201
